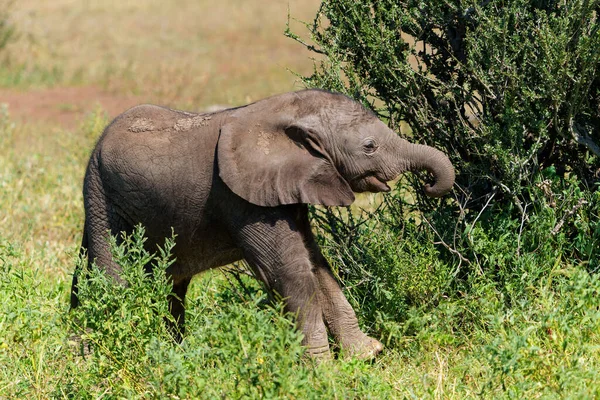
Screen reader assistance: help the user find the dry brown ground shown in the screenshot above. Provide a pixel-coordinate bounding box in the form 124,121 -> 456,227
0,86 -> 145,127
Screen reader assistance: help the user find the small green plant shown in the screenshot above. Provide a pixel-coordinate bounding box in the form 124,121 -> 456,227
68,226 -> 177,391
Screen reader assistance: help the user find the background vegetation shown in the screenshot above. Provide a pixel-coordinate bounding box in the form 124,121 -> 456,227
1,0 -> 599,398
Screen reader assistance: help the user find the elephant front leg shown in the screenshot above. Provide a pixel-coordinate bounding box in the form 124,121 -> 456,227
233,217 -> 330,357
275,261 -> 330,357
313,262 -> 383,359
298,215 -> 383,359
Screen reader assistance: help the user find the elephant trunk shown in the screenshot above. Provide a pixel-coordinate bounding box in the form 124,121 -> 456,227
395,141 -> 455,198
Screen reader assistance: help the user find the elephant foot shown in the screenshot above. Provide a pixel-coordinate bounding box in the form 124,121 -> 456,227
304,344 -> 331,360
301,322 -> 330,358
340,335 -> 384,360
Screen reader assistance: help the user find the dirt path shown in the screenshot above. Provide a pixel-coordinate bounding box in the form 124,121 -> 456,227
0,86 -> 148,128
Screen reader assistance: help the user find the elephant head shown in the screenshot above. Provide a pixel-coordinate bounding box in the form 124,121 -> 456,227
218,89 -> 455,206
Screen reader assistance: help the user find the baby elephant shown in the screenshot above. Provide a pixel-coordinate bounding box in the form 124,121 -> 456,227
71,89 -> 454,358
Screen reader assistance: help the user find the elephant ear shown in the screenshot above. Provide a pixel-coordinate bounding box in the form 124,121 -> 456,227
217,113 -> 355,207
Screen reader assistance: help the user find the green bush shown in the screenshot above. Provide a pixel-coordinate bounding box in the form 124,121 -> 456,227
69,226 -> 177,381
63,226 -> 394,398
1,222 -> 598,397
312,180 -> 598,343
289,0 -> 599,275
290,0 -> 599,204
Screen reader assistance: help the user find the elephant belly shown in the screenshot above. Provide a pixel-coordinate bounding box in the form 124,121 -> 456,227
103,175 -> 244,279
167,226 -> 245,280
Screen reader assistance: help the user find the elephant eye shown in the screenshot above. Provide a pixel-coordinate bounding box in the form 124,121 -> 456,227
362,138 -> 378,154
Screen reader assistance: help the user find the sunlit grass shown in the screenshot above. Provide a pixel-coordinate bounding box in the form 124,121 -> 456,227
0,108 -> 94,276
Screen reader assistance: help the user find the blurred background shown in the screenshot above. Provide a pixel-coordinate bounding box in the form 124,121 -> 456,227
0,0 -> 322,271
1,0 -> 321,127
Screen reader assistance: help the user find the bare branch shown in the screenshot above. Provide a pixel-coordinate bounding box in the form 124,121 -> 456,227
551,198 -> 588,235
516,203 -> 530,257
422,215 -> 472,273
468,189 -> 496,238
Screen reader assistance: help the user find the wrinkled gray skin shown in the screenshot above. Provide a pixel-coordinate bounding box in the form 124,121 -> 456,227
71,89 -> 455,358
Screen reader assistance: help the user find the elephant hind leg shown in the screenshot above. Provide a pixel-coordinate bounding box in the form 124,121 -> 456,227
72,167 -> 134,308
70,210 -> 131,308
168,276 -> 191,342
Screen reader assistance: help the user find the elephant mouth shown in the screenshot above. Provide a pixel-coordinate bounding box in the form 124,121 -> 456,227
352,174 -> 391,193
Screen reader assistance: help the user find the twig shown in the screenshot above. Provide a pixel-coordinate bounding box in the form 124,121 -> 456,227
284,9 -> 327,56
285,32 -> 327,55
551,198 -> 588,235
422,215 -> 472,273
452,185 -> 470,257
516,202 -> 529,257
490,179 -> 524,215
468,189 -> 496,240
221,262 -> 255,300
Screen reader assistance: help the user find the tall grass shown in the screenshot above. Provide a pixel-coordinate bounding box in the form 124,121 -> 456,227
0,1 -> 15,52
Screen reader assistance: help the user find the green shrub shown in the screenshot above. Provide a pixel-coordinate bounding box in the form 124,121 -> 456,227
0,225 -> 397,398
289,0 -> 599,206
312,194 -> 455,347
69,226 -> 177,375
62,226 -> 400,398
2,221 -> 598,397
289,0 -> 599,282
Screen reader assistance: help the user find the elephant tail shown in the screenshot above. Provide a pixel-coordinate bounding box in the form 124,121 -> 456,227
79,225 -> 89,257
70,225 -> 89,309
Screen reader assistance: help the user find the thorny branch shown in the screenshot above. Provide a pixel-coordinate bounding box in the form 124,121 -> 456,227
516,203 -> 530,256
222,261 -> 259,301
